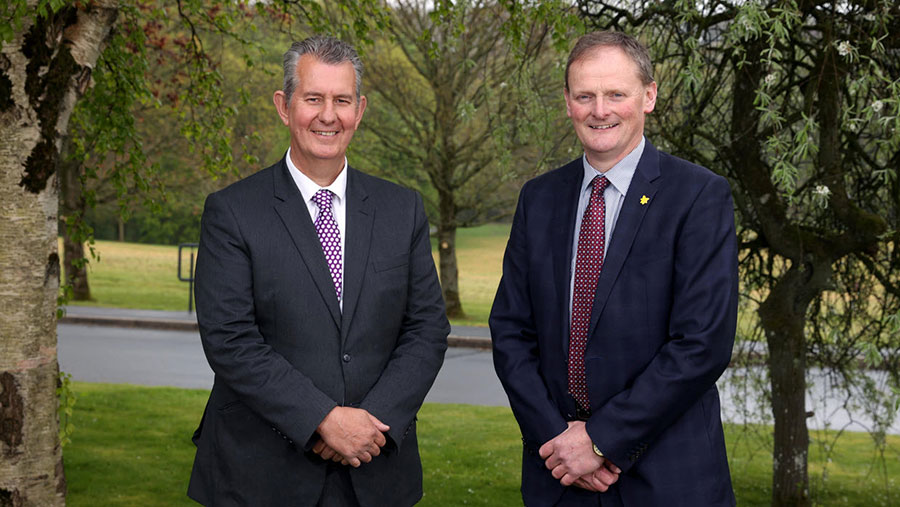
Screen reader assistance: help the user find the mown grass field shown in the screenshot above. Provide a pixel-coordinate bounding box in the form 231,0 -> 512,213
61,224 -> 509,326
64,383 -> 899,506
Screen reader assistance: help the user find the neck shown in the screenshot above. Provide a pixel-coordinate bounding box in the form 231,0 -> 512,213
290,152 -> 344,187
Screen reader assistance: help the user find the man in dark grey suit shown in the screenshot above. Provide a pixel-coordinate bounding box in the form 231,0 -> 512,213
187,36 -> 449,506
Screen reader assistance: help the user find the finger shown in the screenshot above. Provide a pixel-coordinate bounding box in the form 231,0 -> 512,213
588,477 -> 609,493
319,447 -> 336,460
588,472 -> 612,493
369,444 -> 381,457
374,431 -> 387,448
340,458 -> 350,466
538,441 -> 553,459
594,467 -> 619,487
543,453 -> 561,470
367,413 -> 391,432
560,472 -> 578,487
359,452 -> 373,464
605,461 -> 621,474
347,457 -> 361,468
312,440 -> 326,454
551,465 -> 566,480
330,453 -> 342,462
573,478 -> 598,492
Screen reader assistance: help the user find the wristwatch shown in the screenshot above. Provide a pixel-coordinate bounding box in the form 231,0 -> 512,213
592,443 -> 604,457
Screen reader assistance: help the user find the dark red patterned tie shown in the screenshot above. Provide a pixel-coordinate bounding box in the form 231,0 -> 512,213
569,175 -> 609,414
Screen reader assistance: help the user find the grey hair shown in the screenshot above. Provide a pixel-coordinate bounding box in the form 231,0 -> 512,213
282,35 -> 364,104
565,31 -> 654,89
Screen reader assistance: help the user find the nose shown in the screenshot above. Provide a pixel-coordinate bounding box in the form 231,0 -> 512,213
319,100 -> 337,123
591,97 -> 609,118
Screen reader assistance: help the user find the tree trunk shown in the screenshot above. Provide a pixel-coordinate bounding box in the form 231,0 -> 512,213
0,2 -> 117,504
62,232 -> 91,301
759,266 -> 814,507
59,146 -> 90,301
437,190 -> 463,318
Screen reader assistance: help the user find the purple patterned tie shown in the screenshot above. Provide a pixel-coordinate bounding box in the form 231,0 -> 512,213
569,175 -> 610,414
312,189 -> 342,301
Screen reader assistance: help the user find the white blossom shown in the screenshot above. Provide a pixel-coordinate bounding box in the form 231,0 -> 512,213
814,185 -> 831,197
872,100 -> 884,113
836,40 -> 853,57
764,73 -> 778,87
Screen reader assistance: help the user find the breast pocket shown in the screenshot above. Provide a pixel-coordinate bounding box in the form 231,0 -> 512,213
373,253 -> 408,272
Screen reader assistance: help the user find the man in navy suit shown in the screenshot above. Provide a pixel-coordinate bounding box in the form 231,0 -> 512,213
188,36 -> 449,506
490,31 -> 738,506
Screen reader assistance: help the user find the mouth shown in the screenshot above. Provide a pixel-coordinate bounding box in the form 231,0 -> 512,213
313,130 -> 338,137
589,123 -> 618,130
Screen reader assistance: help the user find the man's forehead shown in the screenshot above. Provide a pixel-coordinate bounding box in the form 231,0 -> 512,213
295,56 -> 356,92
569,50 -> 644,86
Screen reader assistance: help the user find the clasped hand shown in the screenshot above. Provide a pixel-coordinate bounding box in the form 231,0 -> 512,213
312,406 -> 390,467
539,421 -> 621,492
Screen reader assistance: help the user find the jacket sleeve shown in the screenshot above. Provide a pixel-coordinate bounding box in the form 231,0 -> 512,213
586,175 -> 738,472
358,192 -> 450,449
195,191 -> 337,451
490,183 -> 569,448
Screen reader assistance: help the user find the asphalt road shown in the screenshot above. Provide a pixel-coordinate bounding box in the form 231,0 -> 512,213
57,323 -> 509,407
58,323 -> 899,434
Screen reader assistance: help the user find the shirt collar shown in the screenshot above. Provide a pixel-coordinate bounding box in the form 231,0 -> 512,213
285,147 -> 348,205
580,136 -> 645,196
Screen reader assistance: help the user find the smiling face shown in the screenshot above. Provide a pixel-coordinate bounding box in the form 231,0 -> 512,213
273,54 -> 366,181
564,46 -> 657,172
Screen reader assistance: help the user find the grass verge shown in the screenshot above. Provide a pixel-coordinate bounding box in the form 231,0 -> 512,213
65,383 -> 899,506
61,224 -> 510,326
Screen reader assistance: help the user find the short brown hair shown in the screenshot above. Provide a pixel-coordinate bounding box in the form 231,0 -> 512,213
565,31 -> 654,90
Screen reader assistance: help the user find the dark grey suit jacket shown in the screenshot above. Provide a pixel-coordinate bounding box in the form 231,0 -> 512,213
187,159 -> 449,506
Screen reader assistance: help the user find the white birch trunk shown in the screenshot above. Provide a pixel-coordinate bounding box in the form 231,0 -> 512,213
0,2 -> 117,505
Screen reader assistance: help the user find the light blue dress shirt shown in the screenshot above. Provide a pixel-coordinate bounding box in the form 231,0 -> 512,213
568,137 -> 646,316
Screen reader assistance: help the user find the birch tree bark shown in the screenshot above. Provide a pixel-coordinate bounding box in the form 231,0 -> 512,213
0,2 -> 117,504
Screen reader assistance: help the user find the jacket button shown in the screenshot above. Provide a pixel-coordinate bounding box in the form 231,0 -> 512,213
342,353 -> 351,363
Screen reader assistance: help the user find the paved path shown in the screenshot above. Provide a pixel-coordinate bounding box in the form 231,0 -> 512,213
57,322 -> 507,407
57,307 -> 899,434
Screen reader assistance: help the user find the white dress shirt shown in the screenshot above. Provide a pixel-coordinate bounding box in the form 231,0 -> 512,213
285,147 -> 347,309
569,137 -> 646,316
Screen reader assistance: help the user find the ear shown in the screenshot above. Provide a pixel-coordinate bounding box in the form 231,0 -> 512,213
563,88 -> 573,118
273,90 -> 290,126
353,95 -> 367,128
643,82 -> 657,114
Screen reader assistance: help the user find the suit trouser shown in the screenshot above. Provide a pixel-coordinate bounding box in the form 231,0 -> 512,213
552,483 -> 624,507
316,463 -> 360,507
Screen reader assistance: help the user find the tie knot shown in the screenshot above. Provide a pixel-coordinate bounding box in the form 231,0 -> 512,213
312,189 -> 333,210
592,176 -> 610,194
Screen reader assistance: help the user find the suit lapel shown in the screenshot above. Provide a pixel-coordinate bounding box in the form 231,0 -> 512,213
339,168 -> 374,344
587,142 -> 661,339
551,160 -> 583,357
271,159 -> 341,328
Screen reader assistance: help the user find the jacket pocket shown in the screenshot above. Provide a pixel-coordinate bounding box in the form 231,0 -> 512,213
373,253 -> 408,272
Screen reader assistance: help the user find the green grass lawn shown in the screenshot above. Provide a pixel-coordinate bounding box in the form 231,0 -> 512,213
64,383 -> 900,506
62,224 -> 510,326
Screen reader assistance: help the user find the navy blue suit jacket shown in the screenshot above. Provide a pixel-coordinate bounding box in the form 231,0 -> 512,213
490,141 -> 738,506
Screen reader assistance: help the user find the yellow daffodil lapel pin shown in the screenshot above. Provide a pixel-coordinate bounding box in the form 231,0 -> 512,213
640,195 -> 650,205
